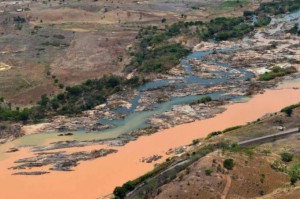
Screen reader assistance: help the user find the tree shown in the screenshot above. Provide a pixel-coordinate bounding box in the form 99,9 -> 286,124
113,186 -> 127,199
19,108 -> 30,121
285,108 -> 293,117
39,94 -> 49,107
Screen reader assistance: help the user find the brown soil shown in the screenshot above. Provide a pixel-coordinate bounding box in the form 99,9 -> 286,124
154,151 -> 289,199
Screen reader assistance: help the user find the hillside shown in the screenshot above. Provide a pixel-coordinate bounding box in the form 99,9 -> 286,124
115,106 -> 300,199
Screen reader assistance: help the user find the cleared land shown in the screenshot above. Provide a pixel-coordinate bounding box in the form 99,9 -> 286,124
0,0 -> 262,105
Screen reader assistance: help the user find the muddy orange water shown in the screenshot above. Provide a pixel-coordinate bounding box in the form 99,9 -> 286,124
1,86 -> 300,199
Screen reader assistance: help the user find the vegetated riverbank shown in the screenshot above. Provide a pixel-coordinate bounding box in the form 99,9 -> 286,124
0,80 -> 300,199
0,2 -> 300,198
121,103 -> 300,199
1,2 -> 300,176
14,5 -> 300,143
1,0 -> 299,124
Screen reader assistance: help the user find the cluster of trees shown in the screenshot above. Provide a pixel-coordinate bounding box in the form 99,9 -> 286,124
259,66 -> 297,81
203,17 -> 253,41
281,103 -> 300,117
244,0 -> 300,17
0,75 -> 145,122
128,16 -> 258,73
131,43 -> 190,73
254,17 -> 271,27
33,75 -> 145,116
255,0 -> 300,15
129,0 -> 298,74
0,106 -> 31,122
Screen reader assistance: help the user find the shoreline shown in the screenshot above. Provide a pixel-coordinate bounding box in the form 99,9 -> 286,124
0,82 -> 300,199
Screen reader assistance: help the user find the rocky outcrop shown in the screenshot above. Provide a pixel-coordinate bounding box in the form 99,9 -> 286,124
0,123 -> 23,143
10,148 -> 117,173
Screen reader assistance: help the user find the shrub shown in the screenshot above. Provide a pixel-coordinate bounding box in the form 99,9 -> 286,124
205,168 -> 213,176
192,139 -> 200,145
281,152 -> 293,162
288,164 -> 300,185
193,96 -> 212,104
271,160 -> 287,172
223,159 -> 234,170
113,186 -> 127,199
254,17 -> 271,27
281,103 -> 300,117
206,131 -> 222,139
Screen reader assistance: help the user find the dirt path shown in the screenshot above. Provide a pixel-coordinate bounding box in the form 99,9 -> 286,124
221,174 -> 232,199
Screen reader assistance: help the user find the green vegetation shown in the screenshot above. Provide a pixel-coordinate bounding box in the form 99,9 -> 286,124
0,75 -> 145,122
287,23 -> 300,35
113,143 -> 227,198
0,106 -> 31,122
254,17 -> 271,27
128,17 -> 256,73
281,103 -> 300,117
192,139 -> 200,145
206,125 -> 242,139
243,10 -> 255,17
223,158 -> 234,170
206,131 -> 223,139
230,143 -> 254,158
223,125 -> 243,133
219,0 -> 249,10
130,42 -> 190,73
288,164 -> 300,185
271,160 -> 287,172
191,96 -> 212,105
256,0 -> 300,15
128,0 -> 300,74
205,168 -> 213,176
259,66 -> 297,81
35,75 -> 144,116
281,152 -> 294,162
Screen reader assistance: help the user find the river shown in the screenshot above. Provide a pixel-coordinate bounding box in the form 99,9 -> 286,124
0,80 -> 300,199
0,9 -> 300,199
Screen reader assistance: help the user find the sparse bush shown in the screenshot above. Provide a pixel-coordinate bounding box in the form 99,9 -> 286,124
191,96 -> 212,105
205,168 -> 213,176
271,160 -> 287,172
206,131 -> 222,139
192,139 -> 200,145
58,84 -> 64,89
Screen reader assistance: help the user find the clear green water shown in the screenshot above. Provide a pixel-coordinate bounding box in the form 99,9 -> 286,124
9,92 -> 223,148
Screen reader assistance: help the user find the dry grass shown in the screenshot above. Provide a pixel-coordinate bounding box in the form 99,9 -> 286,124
154,150 -> 289,199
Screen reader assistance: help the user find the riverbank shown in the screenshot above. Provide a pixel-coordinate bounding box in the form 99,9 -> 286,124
15,6 -> 300,141
0,80 -> 300,199
1,6 -> 300,198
